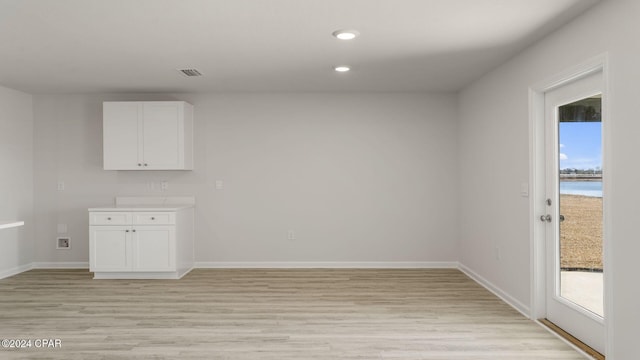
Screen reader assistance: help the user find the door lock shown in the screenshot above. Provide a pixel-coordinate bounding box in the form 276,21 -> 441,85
540,214 -> 552,222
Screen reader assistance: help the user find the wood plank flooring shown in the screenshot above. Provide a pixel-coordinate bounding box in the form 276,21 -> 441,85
0,269 -> 586,359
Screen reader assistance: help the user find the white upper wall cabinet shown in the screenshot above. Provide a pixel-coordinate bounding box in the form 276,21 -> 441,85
103,101 -> 194,170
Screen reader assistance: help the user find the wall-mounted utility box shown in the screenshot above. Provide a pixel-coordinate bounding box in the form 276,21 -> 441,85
56,237 -> 71,250
103,101 -> 194,170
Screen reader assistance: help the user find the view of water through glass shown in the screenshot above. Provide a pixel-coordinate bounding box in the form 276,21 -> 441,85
558,96 -> 603,317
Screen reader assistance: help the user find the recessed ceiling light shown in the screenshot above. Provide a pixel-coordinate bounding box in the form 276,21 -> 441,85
334,66 -> 351,72
332,29 -> 359,40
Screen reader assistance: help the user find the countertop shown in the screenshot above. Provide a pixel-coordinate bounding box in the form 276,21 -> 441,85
88,205 -> 194,212
0,221 -> 25,230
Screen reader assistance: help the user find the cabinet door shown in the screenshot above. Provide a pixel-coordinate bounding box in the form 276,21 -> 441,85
90,226 -> 132,271
142,102 -> 182,169
103,102 -> 143,170
132,226 -> 175,271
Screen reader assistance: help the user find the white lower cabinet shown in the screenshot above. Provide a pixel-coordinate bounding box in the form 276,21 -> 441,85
132,226 -> 174,271
89,208 -> 193,279
90,226 -> 130,271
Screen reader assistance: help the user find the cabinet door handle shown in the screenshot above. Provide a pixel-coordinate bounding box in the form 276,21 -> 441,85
138,163 -> 142,166
144,163 -> 148,166
132,229 -> 136,232
107,217 -> 111,220
125,230 -> 129,232
151,217 -> 155,220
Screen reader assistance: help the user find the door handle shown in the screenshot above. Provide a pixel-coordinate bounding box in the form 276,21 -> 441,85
559,214 -> 565,222
540,214 -> 552,222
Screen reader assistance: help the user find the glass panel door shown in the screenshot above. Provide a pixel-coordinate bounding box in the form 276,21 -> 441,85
544,70 -> 605,354
558,96 -> 603,317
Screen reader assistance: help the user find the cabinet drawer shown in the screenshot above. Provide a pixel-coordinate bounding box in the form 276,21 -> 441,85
90,212 -> 132,225
132,212 -> 175,225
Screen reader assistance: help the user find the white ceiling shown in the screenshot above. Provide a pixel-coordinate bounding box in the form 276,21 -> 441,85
0,0 -> 600,94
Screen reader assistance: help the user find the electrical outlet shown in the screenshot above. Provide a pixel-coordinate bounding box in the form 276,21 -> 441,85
215,180 -> 223,190
495,246 -> 501,261
57,181 -> 65,191
57,224 -> 68,234
160,181 -> 169,191
56,237 -> 71,250
287,230 -> 295,241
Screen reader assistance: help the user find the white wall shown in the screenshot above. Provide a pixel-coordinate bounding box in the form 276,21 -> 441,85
33,92 -> 459,265
7,1 -> 638,355
458,0 -> 639,357
0,85 -> 34,277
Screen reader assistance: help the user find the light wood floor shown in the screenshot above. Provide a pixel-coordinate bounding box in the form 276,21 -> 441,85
0,269 -> 586,359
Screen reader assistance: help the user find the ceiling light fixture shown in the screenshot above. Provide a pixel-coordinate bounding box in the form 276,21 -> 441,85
332,29 -> 359,40
334,66 -> 351,72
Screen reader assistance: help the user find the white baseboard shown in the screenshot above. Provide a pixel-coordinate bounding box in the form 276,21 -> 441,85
458,263 -> 530,318
195,261 -> 459,269
31,262 -> 89,269
2,261 -> 458,278
0,263 -> 33,280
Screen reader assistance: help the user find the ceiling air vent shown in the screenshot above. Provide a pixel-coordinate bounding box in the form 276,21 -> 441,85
177,68 -> 203,77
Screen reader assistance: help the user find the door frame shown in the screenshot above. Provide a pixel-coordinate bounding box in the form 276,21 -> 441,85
528,53 -> 613,355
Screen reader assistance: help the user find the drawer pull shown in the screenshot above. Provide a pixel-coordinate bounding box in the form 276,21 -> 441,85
125,230 -> 129,232
132,229 -> 136,232
151,217 -> 155,220
107,217 -> 111,220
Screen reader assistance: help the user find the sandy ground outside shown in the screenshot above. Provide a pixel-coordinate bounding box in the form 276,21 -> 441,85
560,194 -> 603,270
